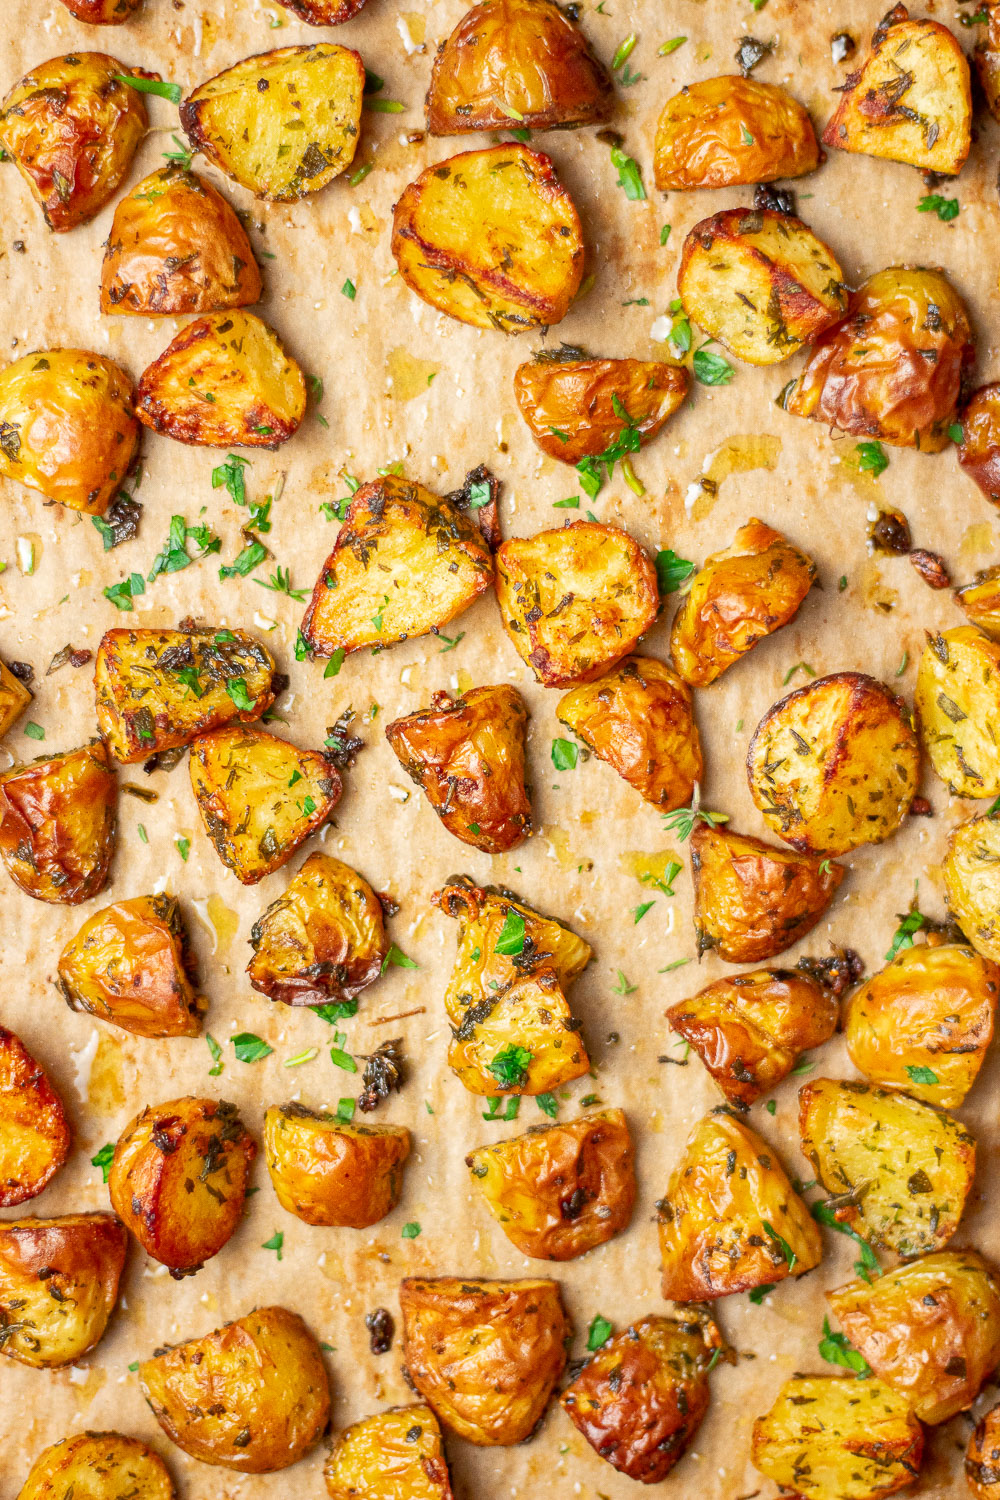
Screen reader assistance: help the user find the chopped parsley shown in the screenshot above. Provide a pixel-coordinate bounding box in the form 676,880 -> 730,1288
232,1032 -> 273,1063
487,1044 -> 532,1089
225,677 -> 256,712
917,194 -> 959,222
655,549 -> 694,594
536,1092 -> 559,1118
587,1314 -> 613,1351
314,1000 -> 359,1024
551,738 -> 578,771
483,1096 -> 521,1121
211,453 -> 250,506
206,1035 -> 224,1076
91,1143 -> 115,1182
23,722 -> 44,740
261,1231 -> 284,1260
819,1316 -> 871,1376
693,347 -> 735,386
495,910 -> 527,956
401,1221 -> 422,1238
906,1064 -> 939,1085
381,943 -> 419,972
856,440 -> 889,477
609,143 -> 646,201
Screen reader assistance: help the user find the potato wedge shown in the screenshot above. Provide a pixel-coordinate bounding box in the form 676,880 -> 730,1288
946,813 -> 1000,962
916,628 -> 1000,797
666,968 -> 838,1108
691,822 -> 844,963
466,1108 -> 635,1260
957,567 -> 1000,637
976,8 -> 1000,124
785,266 -> 974,451
960,386 -> 1000,505
556,656 -> 702,810
0,741 -> 117,904
968,1401 -> 1000,1499
0,1212 -> 127,1367
560,1316 -> 710,1482
799,1078 -> 975,1256
678,207 -> 846,366
654,76 -> 820,191
512,356 -> 688,464
449,969 -> 590,1096
180,44 -> 364,201
385,685 -> 531,853
670,519 -> 816,687
658,1109 -> 821,1301
17,1433 -> 175,1500
0,660 -> 32,740
139,1306 -> 330,1471
747,671 -> 920,855
136,311 -> 306,449
58,0 -> 143,18
400,1276 -> 567,1444
496,522 -> 658,687
0,53 -> 146,231
325,1403 -> 453,1500
822,3 -> 971,176
0,349 -> 138,515
301,475 -> 494,658
264,1105 -> 410,1228
0,1028 -> 70,1207
391,144 -> 584,333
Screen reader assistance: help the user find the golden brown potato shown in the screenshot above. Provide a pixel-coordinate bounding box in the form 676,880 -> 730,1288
799,1078 -> 976,1256
0,661 -> 32,740
946,813 -> 1000,962
822,3 -> 971,175
751,1375 -> 923,1500
556,656 -> 702,810
109,1096 -> 255,1276
747,671 -> 920,855
654,76 -> 820,191
325,1405 -> 453,1500
957,566 -> 1000,637
57,894 -> 206,1040
829,1250 -> 1000,1425
691,822 -> 844,963
785,266 -> 974,451
139,1306 -> 330,1472
0,1027 -> 70,1207
916,628 -> 1000,797
960,384 -> 1000,507
0,349 -> 139,515
101,166 -> 262,317
180,45 -> 364,201
0,53 -> 146,231
845,943 -> 997,1109
385,686 -> 531,853
391,145 -> 584,333
0,741 -> 117,904
449,969 -> 591,1096
968,1402 -> 1000,1498
976,8 -> 1000,124
670,519 -> 817,687
17,1433 -> 175,1500
658,1109 -> 821,1302
666,968 -> 838,1108
58,0 -> 143,18
466,1108 -> 635,1260
560,1316 -> 711,1483
263,0 -> 369,24
264,1105 -> 410,1229
301,475 -> 494,659
512,355 -> 688,465
135,311 -> 306,450
400,1277 -> 567,1444
496,522 -> 659,687
679,208 -> 846,367
0,1213 -> 127,1368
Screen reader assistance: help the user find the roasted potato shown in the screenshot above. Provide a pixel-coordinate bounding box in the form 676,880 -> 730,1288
829,1250 -> 1000,1425
658,1109 -> 821,1302
690,822 -> 844,963
427,0 -> 612,135
678,208 -> 846,367
0,1213 -> 127,1367
300,475 -> 494,658
0,660 -> 32,739
264,1105 -> 410,1228
799,1078 -> 976,1256
109,1096 -> 255,1276
57,894 -> 205,1040
0,1027 -> 70,1207
180,44 -> 364,201
400,1276 -> 567,1445
968,1402 -> 1000,1499
496,522 -> 659,687
324,1404 -> 453,1500
385,686 -> 531,853
391,144 -> 584,333
449,968 -> 591,1096
466,1108 -> 635,1260
946,813 -> 1000,962
977,7 -> 1000,125
0,740 -> 117,904
747,671 -> 920,855
822,3 -> 971,176
560,1316 -> 711,1483
58,0 -> 143,18
512,356 -> 688,464
101,166 -> 262,317
666,968 -> 838,1108
135,311 -> 306,449
139,1306 -> 330,1472
785,266 -> 974,451
670,519 -> 817,687
959,385 -> 1000,506
17,1433 -> 175,1500
0,349 -> 139,515
653,76 -> 820,191
957,567 -> 1000,637
916,628 -> 1000,797
751,1375 -> 923,1500
262,0 -> 369,24
0,53 -> 146,231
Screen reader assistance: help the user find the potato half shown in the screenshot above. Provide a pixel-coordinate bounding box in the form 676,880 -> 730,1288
0,1212 -> 127,1367
918,626 -> 1000,795
0,1027 -> 70,1207
946,813 -> 1000,963
448,968 -> 591,1096
654,76 -> 820,191
325,1404 -> 452,1500
58,0 -> 143,18
969,1402 -> 1000,1499
960,384 -> 1000,506
513,355 -> 688,464
17,1433 -> 175,1500
0,741 -> 117,904
957,566 -> 1000,638
391,144 -> 584,333
264,1105 -> 410,1228
0,660 -> 32,740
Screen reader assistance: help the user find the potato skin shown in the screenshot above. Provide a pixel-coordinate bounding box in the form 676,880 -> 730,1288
560,1316 -> 710,1483
513,357 -> 688,464
278,0 -> 369,23
59,0 -> 143,18
976,8 -> 1000,124
139,1306 -> 330,1472
0,1027 -> 70,1207
957,566 -> 1000,638
17,1432 -> 176,1500
0,659 -> 32,739
946,813 -> 1000,963
466,1108 -> 635,1261
960,385 -> 1000,506
0,1213 -> 127,1368
324,1404 -> 453,1500
0,53 -> 146,231
654,75 -> 820,191
448,968 -> 591,1096
0,741 -> 117,904
264,1106 -> 410,1229
400,1277 -> 567,1445
968,1402 -> 1000,1498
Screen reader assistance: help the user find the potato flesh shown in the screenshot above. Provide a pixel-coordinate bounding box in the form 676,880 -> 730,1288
448,968 -> 590,1095
0,1213 -> 127,1368
0,741 -> 117,904
968,1402 -> 1000,1499
916,627 -> 1000,797
946,814 -> 1000,963
960,385 -> 1000,506
17,1432 -> 176,1500
264,1107 -> 410,1228
654,75 -> 820,191
0,1027 -> 70,1207
324,1404 -> 453,1500
0,660 -> 32,740
957,567 -> 1000,638
512,357 -> 688,464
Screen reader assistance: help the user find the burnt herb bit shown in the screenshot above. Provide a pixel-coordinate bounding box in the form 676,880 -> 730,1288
487,1043 -> 532,1090
324,708 -> 363,770
92,493 -> 142,551
819,1316 -> 872,1376
910,548 -> 951,590
358,1038 -> 404,1111
868,507 -> 910,554
754,182 -> 797,216
735,34 -> 774,73
796,947 -> 864,997
365,1307 -> 394,1355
